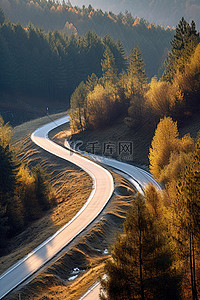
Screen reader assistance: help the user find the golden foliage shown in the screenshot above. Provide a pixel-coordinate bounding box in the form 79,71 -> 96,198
149,117 -> 194,183
145,76 -> 184,116
149,117 -> 179,181
85,84 -> 119,129
0,116 -> 13,148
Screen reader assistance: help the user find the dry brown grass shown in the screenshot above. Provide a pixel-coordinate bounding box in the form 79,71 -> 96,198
13,112 -> 67,142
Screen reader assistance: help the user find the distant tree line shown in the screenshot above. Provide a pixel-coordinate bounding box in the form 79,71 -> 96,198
65,0 -> 200,31
0,0 -> 174,77
0,10 -> 128,104
0,116 -> 55,254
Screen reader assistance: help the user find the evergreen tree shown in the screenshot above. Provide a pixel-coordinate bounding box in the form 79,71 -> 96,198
127,46 -> 147,85
123,46 -> 147,128
115,40 -> 127,74
163,18 -> 199,82
86,73 -> 98,92
33,165 -> 52,211
101,46 -> 118,85
0,7 -> 5,26
0,144 -> 20,243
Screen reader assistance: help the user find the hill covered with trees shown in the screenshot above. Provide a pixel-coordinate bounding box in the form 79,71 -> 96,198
0,7 -> 130,124
0,0 -> 174,77
69,0 -> 200,30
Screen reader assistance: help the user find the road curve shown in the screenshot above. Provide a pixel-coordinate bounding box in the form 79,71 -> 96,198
0,116 -> 114,299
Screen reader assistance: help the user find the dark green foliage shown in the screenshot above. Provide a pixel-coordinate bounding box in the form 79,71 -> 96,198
70,43 -> 148,132
163,18 -> 199,82
100,194 -> 180,300
101,47 -> 117,85
0,145 -> 19,204
71,81 -> 88,110
70,81 -> 88,131
0,201 -> 8,251
0,19 -> 126,105
0,7 -> 5,25
86,73 -> 99,92
0,143 -> 20,247
128,46 -> 147,85
0,0 -> 174,77
123,46 -> 147,128
62,0 -> 200,30
33,164 -> 54,211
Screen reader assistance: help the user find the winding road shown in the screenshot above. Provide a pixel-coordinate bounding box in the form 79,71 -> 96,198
0,115 -> 160,299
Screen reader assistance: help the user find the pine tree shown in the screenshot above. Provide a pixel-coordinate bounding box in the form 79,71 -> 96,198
86,73 -> 98,92
162,18 -> 199,82
127,46 -> 147,85
33,165 -> 52,211
115,40 -> 127,74
101,46 -> 118,85
0,7 -> 5,26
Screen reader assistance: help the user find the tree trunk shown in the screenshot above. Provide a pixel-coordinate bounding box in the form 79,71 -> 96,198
192,234 -> 198,300
139,228 -> 145,300
190,233 -> 195,300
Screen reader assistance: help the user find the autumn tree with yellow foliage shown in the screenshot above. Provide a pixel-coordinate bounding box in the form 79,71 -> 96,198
149,117 -> 194,183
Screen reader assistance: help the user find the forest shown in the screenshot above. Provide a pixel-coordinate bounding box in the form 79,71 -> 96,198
68,0 -> 200,30
0,11 -> 126,109
0,0 -> 174,77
